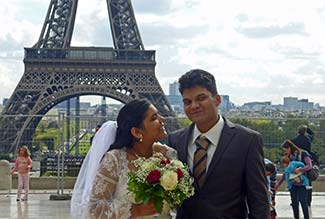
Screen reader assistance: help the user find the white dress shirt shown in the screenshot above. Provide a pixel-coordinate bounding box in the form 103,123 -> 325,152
187,115 -> 225,172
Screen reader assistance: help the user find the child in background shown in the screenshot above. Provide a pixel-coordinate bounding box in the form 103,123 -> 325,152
264,158 -> 277,219
278,156 -> 310,190
10,146 -> 33,201
276,156 -> 310,219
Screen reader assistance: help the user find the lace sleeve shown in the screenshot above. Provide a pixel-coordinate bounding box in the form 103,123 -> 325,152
165,145 -> 178,160
152,143 -> 178,160
85,150 -> 126,219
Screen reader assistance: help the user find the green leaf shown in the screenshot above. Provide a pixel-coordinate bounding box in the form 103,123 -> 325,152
143,194 -> 151,204
145,186 -> 154,194
154,186 -> 164,197
135,195 -> 142,203
137,192 -> 145,201
153,196 -> 163,213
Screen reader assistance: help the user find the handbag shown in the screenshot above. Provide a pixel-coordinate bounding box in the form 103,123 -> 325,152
297,150 -> 319,181
307,165 -> 320,181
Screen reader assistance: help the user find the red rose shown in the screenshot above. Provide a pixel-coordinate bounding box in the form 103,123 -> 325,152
146,170 -> 161,183
160,159 -> 171,166
177,168 -> 183,180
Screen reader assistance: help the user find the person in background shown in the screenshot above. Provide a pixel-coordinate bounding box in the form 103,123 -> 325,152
279,140 -> 313,219
10,146 -> 33,201
264,158 -> 277,219
291,125 -> 315,208
168,69 -> 269,219
292,125 -> 314,154
276,156 -> 311,219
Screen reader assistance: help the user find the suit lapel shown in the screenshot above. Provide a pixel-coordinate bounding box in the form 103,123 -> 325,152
178,124 -> 194,164
178,124 -> 203,190
205,118 -> 236,181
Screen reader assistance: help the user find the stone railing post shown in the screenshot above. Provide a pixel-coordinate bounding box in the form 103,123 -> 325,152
0,160 -> 12,193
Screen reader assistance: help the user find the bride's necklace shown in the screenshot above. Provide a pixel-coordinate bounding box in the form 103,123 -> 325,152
127,148 -> 141,159
128,147 -> 152,159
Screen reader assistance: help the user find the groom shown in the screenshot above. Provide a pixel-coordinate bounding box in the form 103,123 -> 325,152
168,69 -> 270,219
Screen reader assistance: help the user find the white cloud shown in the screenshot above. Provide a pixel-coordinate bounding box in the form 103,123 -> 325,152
1,0 -> 325,106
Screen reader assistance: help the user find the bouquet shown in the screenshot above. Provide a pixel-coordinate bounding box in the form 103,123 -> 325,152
127,152 -> 194,213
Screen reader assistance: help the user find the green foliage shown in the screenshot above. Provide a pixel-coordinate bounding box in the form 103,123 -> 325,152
177,117 -> 192,127
38,120 -> 47,132
68,133 -> 92,155
33,128 -> 58,151
32,118 -> 93,154
127,153 -> 194,213
263,147 -> 282,163
153,196 -> 164,213
48,121 -> 59,129
128,172 -> 165,213
228,117 -> 325,164
42,171 -> 68,177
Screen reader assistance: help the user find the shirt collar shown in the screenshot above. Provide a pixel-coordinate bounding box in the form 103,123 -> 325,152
192,115 -> 224,146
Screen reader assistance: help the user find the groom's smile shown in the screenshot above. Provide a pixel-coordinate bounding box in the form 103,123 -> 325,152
182,85 -> 220,132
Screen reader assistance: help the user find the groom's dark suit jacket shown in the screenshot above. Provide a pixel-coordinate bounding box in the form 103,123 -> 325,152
168,117 -> 269,219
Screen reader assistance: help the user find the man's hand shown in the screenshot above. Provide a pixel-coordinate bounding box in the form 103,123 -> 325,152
152,143 -> 168,157
272,200 -> 276,207
306,127 -> 313,135
131,200 -> 157,218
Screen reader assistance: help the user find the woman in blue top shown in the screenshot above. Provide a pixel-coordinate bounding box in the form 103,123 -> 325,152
279,140 -> 312,219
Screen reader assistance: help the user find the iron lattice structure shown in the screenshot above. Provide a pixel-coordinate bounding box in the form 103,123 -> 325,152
0,0 -> 177,153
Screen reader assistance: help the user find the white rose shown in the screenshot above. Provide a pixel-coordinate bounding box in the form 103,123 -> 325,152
160,170 -> 178,190
141,161 -> 156,171
172,160 -> 184,168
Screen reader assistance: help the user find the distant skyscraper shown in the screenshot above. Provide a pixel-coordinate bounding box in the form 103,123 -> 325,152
284,97 -> 314,111
298,99 -> 314,111
220,95 -> 230,114
284,97 -> 298,111
167,81 -> 183,113
169,81 -> 180,96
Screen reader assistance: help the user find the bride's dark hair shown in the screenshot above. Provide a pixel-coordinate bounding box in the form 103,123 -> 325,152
110,99 -> 151,150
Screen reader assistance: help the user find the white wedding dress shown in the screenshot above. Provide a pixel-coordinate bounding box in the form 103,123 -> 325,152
83,149 -> 172,219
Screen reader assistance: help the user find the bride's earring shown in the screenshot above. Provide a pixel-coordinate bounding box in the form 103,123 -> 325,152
139,135 -> 143,142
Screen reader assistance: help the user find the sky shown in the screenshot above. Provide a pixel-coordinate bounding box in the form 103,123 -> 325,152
1,0 -> 325,106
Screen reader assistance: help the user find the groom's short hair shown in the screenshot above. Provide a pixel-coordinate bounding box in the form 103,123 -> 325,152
178,69 -> 218,96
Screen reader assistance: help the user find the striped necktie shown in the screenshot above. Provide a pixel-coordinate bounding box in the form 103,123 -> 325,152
193,135 -> 210,189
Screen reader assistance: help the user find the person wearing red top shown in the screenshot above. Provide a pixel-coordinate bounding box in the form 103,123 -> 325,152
10,146 -> 33,201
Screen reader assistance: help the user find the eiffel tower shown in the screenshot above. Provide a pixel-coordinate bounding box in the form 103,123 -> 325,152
0,0 -> 178,153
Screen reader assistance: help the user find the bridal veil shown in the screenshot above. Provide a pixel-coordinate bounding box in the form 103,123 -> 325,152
70,121 -> 117,217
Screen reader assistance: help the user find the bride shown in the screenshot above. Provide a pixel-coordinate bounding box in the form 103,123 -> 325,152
71,99 -> 176,219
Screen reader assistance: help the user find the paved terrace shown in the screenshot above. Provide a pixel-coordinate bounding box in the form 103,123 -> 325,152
0,190 -> 324,219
